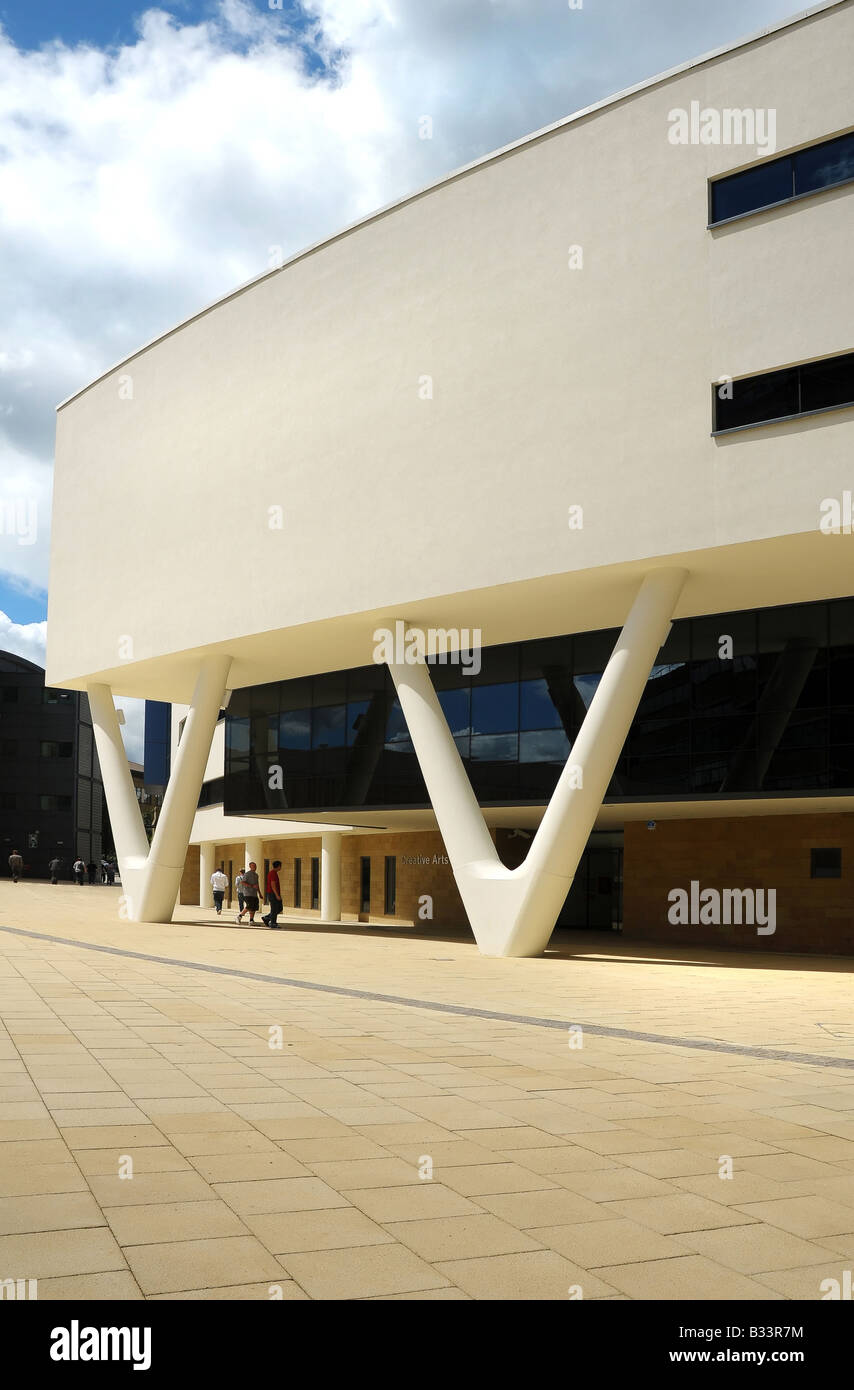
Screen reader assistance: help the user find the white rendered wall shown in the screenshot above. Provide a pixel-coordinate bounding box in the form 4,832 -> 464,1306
47,3 -> 854,698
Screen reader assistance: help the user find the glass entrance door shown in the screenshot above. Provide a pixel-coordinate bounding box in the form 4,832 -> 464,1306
557,835 -> 623,931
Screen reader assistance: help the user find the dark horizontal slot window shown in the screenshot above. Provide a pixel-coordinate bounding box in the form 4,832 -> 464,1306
711,155 -> 792,223
711,130 -> 854,225
800,352 -> 854,414
794,131 -> 854,197
714,352 -> 854,432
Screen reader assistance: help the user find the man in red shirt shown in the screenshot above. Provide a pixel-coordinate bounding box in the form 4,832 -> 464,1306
262,860 -> 283,930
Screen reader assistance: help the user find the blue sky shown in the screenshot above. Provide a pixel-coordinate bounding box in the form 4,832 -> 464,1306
0,1 -> 304,52
0,0 -> 807,678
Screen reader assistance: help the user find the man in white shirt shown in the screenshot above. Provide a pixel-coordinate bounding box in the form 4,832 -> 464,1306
210,868 -> 228,915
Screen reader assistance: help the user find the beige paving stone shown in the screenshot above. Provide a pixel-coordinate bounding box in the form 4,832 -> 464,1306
387,1213 -> 542,1262
327,1105 -> 422,1126
436,1163 -> 557,1197
673,1222 -> 843,1273
596,1254 -> 784,1301
736,1195 -> 854,1239
0,1191 -> 104,1236
123,1235 -> 286,1295
0,1118 -> 61,1142
606,1193 -> 757,1234
498,1144 -> 615,1174
104,1198 -> 249,1245
553,1168 -> 675,1202
753,1261 -> 850,1299
0,1227 -> 127,1278
280,1242 -> 449,1299
569,1129 -> 675,1154
434,1250 -> 616,1300
457,1126 -> 569,1151
389,1097 -> 524,1130
681,1132 -> 783,1158
742,1154 -> 848,1182
150,1111 -> 253,1133
530,1217 -> 684,1266
304,1157 -> 424,1189
344,1183 -> 481,1223
785,1136 -> 854,1162
214,1176 -> 349,1215
618,1148 -> 725,1179
803,1175 -> 854,1208
246,1116 -> 354,1142
59,1125 -> 165,1150
75,1146 -> 192,1176
35,1271 -> 144,1299
243,1206 -> 394,1253
0,1138 -> 72,1166
51,1106 -> 151,1127
372,1287 -> 471,1299
89,1170 -> 216,1207
0,1163 -> 88,1196
672,1173 -> 816,1206
621,1116 -> 720,1138
474,1188 -> 611,1228
192,1152 -> 311,1183
277,1136 -> 391,1163
152,1280 -> 309,1299
816,1230 -> 854,1256
168,1130 -> 281,1157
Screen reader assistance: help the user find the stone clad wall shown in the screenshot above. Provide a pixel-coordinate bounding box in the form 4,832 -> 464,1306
624,813 -> 854,956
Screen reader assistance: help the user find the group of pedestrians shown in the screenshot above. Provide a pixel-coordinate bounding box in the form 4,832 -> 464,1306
209,860 -> 283,930
71,859 -> 117,885
7,852 -> 117,885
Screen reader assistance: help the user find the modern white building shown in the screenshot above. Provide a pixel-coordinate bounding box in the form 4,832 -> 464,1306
49,0 -> 854,956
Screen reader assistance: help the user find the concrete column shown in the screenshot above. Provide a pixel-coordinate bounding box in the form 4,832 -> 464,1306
88,683 -> 152,913
89,685 -> 150,865
388,569 -> 687,958
134,655 -> 232,922
244,838 -> 264,894
320,833 -> 342,921
90,655 -> 231,923
200,841 -> 215,908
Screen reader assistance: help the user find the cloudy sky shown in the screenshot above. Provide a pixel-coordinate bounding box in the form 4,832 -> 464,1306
0,0 -> 805,754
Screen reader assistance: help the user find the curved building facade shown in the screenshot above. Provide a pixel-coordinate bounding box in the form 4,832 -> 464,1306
49,0 -> 854,954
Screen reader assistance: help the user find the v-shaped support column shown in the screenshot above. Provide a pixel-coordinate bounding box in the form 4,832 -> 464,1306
388,569 -> 687,956
88,655 -> 232,922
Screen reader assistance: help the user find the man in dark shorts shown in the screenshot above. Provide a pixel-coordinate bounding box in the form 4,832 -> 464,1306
240,862 -> 261,925
262,860 -> 283,929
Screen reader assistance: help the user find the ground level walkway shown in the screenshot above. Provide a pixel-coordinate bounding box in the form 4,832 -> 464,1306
0,881 -> 852,1299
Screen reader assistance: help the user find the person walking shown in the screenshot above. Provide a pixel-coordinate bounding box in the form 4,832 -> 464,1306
234,869 -> 246,922
262,860 -> 283,929
8,850 -> 23,883
105,860 -> 116,885
49,856 -> 62,885
239,862 -> 261,925
73,857 -> 86,885
87,861 -> 97,885
210,867 -> 228,915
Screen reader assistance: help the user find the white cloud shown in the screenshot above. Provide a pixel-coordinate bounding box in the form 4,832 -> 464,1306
0,609 -> 47,667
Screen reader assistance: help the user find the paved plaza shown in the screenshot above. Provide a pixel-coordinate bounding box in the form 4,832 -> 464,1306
0,881 -> 853,1300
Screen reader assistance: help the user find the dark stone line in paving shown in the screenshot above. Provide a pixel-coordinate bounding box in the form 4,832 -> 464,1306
1,923 -> 852,1071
